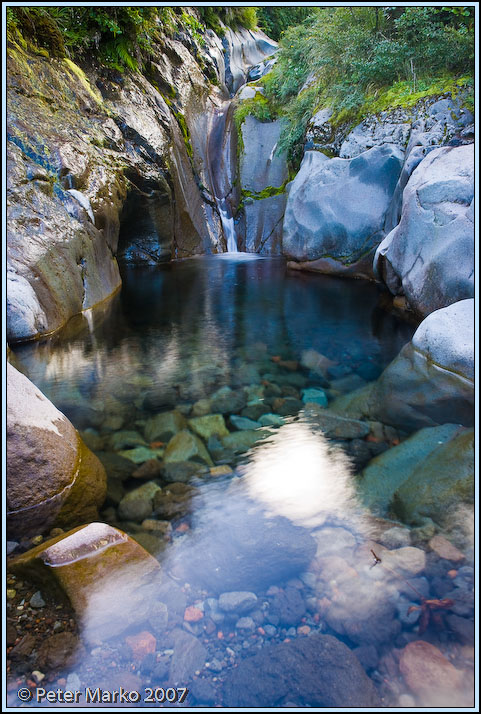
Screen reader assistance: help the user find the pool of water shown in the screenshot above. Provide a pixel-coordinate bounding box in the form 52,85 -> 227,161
11,256 -> 474,708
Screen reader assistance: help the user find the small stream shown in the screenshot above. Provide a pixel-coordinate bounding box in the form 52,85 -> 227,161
12,257 -> 474,707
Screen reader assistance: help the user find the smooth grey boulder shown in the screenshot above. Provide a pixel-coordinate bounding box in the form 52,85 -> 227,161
375,145 -> 474,316
282,145 -> 403,278
223,27 -> 277,94
238,116 -> 288,254
243,194 -> 286,254
359,423 -> 465,514
359,424 -> 473,527
222,633 -> 380,707
330,299 -> 474,431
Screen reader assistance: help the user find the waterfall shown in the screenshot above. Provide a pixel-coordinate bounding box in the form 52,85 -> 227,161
207,105 -> 239,253
219,198 -> 238,253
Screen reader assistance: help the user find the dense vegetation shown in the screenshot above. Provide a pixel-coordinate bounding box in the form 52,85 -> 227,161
261,6 -> 474,165
7,5 -> 474,169
6,6 -> 258,71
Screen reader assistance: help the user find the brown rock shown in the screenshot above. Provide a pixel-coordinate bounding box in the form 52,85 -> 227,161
399,640 -> 467,706
37,632 -> 84,671
9,522 -> 160,644
428,535 -> 465,563
184,606 -> 204,622
7,364 -> 106,539
125,631 -> 156,661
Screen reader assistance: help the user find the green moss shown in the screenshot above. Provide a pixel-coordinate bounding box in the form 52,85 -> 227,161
174,111 -> 193,160
64,58 -> 103,105
242,182 -> 288,201
329,74 -> 474,130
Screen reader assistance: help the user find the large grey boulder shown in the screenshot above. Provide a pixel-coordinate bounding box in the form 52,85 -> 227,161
331,299 -> 474,431
240,117 -> 287,194
375,145 -> 474,316
7,363 -> 106,539
360,423 -> 474,527
359,423 -> 467,514
282,145 -> 403,277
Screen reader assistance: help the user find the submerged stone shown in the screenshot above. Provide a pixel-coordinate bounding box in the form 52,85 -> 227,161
222,633 -> 380,707
8,523 -> 161,643
188,414 -> 229,440
164,430 -> 213,466
144,410 -> 187,443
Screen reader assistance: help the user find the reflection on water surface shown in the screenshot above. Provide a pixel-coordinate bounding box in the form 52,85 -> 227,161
10,257 -> 473,708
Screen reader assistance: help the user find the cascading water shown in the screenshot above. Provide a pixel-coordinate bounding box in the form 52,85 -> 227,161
207,104 -> 240,253
218,197 -> 238,252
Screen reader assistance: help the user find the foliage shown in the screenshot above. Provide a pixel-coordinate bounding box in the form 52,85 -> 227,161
256,7 -> 312,41
263,6 -> 474,165
197,7 -> 257,34
7,6 -> 160,71
234,94 -> 277,133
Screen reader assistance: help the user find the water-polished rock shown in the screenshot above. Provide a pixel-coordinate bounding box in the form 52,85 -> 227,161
331,300 -> 474,430
188,414 -> 229,440
7,363 -> 106,539
375,145 -> 474,317
222,633 -> 380,707
144,410 -> 187,443
399,640 -> 468,706
9,523 -> 161,643
359,423 -> 465,513
283,146 -> 403,278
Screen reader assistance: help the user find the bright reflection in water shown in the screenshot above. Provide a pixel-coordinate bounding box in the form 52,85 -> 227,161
242,419 -> 364,529
10,257 -> 473,708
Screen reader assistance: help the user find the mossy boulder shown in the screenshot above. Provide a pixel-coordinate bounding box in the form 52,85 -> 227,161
7,363 -> 106,539
8,522 -> 161,643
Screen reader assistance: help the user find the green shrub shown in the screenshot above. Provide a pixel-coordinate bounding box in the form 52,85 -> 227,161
263,7 -> 474,166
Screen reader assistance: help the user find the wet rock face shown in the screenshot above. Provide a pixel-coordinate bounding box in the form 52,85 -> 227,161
6,28 -> 228,342
236,116 -> 288,255
282,145 -> 403,278
222,633 -> 381,707
7,364 -> 106,539
375,145 -> 474,317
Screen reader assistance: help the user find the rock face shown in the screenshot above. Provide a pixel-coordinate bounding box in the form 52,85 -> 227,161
339,95 -> 473,160
9,523 -> 161,644
282,146 -> 403,278
223,27 -> 277,94
237,116 -> 288,254
6,22 -> 247,342
374,145 -> 474,316
7,363 -> 106,539
332,300 -> 474,431
222,633 -> 380,707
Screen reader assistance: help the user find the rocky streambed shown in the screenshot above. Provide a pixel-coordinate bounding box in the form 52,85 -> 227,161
7,257 -> 475,708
